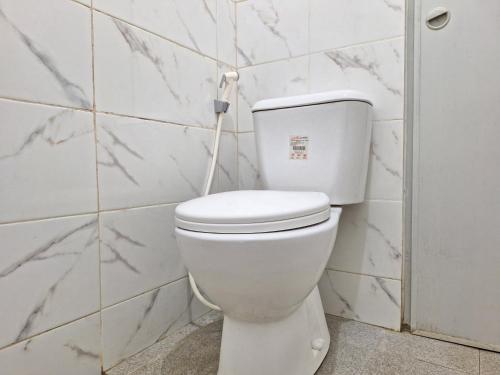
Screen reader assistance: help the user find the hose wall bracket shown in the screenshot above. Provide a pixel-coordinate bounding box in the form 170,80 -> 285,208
214,99 -> 230,114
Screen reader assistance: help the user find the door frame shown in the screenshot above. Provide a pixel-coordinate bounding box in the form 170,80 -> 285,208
402,0 -> 416,327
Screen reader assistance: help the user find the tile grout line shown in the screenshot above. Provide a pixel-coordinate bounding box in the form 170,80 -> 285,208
325,268 -> 402,282
237,35 -> 405,70
416,358 -> 477,375
89,2 -> 105,371
101,276 -> 189,311
0,310 -> 100,352
307,0 -> 311,94
92,8 -> 225,65
234,0 -> 241,186
0,204 -> 173,226
0,95 -> 243,134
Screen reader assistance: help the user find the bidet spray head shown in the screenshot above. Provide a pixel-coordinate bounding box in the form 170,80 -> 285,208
219,71 -> 239,88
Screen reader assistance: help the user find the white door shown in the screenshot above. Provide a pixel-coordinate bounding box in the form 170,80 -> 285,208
412,0 -> 500,350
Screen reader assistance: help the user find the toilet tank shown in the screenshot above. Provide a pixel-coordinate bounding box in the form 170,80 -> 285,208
252,90 -> 373,205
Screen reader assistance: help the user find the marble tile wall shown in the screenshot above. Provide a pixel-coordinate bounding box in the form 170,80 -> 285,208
0,0 -> 237,373
235,0 -> 405,330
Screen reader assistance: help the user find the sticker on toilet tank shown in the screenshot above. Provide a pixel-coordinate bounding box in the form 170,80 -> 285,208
289,136 -> 309,160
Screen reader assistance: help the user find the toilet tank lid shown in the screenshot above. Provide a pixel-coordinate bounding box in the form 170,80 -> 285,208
175,190 -> 330,225
252,90 -> 372,112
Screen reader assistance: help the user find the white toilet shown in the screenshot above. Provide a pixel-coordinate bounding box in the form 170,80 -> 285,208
175,90 -> 372,375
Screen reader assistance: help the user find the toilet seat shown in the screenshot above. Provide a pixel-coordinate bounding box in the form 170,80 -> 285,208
175,190 -> 331,234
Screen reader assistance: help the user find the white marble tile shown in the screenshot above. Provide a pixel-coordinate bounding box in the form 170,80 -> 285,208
237,56 -> 308,132
93,12 -> 217,127
236,0 -> 308,66
218,62 -> 238,132
319,270 -> 401,330
0,100 -> 97,223
0,0 -> 92,108
217,132 -> 238,192
310,0 -> 405,53
238,132 -> 262,190
0,215 -> 99,348
217,0 -> 237,66
100,204 -> 186,307
366,121 -> 404,201
101,278 -> 203,370
93,0 -> 217,59
0,313 -> 101,375
310,38 -> 404,121
328,201 -> 403,280
96,113 -> 214,210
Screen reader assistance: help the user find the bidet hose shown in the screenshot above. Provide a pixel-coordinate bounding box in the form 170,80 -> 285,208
188,71 -> 239,312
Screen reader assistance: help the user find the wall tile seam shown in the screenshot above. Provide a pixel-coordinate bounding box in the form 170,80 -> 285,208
0,310 -> 101,352
215,0 -> 220,67
0,96 -> 241,133
101,275 -> 189,311
91,8 -> 232,66
94,112 -> 221,132
90,5 -> 105,369
0,212 -> 100,226
325,268 -> 403,282
234,0 -> 241,85
0,200 -> 198,226
236,35 -> 406,70
307,0 -> 312,93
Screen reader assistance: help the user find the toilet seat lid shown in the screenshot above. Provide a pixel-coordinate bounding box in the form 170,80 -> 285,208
175,190 -> 331,234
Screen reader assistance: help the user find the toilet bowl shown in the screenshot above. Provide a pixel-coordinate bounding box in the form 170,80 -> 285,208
175,190 -> 341,374
175,90 -> 373,374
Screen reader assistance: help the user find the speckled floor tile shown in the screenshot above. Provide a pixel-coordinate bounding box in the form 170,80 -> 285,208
129,358 -> 163,375
360,352 -> 470,375
108,314 -> 488,375
161,320 -> 222,375
316,341 -> 374,375
107,310 -> 222,375
326,315 -> 386,351
480,350 -> 500,375
377,331 -> 479,374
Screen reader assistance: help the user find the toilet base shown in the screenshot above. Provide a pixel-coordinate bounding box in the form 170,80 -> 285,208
217,286 -> 330,375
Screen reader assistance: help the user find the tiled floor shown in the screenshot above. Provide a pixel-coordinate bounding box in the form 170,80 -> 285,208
107,312 -> 500,375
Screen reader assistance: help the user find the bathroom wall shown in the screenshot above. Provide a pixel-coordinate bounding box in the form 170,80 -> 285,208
0,0 -> 237,373
235,0 -> 405,330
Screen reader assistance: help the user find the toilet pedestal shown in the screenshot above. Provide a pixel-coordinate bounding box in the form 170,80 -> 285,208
217,286 -> 330,375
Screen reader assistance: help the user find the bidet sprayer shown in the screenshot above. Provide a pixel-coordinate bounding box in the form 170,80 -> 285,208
219,71 -> 239,88
215,71 -> 239,114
